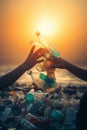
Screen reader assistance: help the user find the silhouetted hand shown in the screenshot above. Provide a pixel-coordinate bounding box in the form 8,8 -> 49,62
23,45 -> 47,70
47,56 -> 68,69
47,55 -> 87,81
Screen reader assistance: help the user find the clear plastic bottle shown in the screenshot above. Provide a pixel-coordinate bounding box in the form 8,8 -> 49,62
21,118 -> 38,130
25,112 -> 50,127
64,107 -> 76,125
28,32 -> 60,90
0,107 -> 12,121
25,113 -> 41,124
44,107 -> 52,119
35,31 -> 60,58
35,31 -> 60,79
28,70 -> 45,90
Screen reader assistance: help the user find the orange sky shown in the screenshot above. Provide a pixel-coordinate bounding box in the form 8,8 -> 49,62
0,0 -> 87,67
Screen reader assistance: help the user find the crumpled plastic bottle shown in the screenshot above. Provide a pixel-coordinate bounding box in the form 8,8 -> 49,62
29,31 -> 60,90
21,118 -> 38,130
35,31 -> 60,58
35,31 -> 60,80
25,112 -> 50,128
25,113 -> 41,124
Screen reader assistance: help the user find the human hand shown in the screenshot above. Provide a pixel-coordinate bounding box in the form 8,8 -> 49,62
46,56 -> 68,69
23,45 -> 47,70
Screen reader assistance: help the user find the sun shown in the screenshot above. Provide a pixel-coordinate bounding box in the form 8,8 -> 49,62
34,18 -> 57,36
38,21 -> 54,36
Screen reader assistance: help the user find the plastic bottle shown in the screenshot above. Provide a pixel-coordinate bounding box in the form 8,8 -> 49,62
35,31 -> 60,58
21,103 -> 33,115
44,107 -> 52,119
28,70 -> 45,90
0,107 -> 12,121
25,113 -> 50,127
25,93 -> 34,104
40,73 -> 56,87
29,32 -> 60,90
21,118 -> 38,130
25,113 -> 41,124
64,107 -> 76,125
50,110 -> 64,123
9,90 -> 23,104
35,31 -> 60,90
26,103 -> 33,112
35,31 -> 60,80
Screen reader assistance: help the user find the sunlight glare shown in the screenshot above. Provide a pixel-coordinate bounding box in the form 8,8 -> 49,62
35,19 -> 57,36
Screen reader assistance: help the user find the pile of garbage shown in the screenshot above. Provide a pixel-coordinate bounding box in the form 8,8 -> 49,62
0,83 -> 83,130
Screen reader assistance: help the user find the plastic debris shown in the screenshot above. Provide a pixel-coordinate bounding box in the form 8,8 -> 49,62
0,107 -> 12,121
25,93 -> 34,103
0,83 -> 80,129
50,110 -> 64,123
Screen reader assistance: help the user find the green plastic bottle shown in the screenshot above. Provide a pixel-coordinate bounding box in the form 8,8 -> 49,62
25,93 -> 34,104
50,110 -> 64,123
49,46 -> 60,58
39,73 -> 55,87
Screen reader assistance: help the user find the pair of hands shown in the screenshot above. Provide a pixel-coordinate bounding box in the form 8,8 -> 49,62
24,45 -> 66,70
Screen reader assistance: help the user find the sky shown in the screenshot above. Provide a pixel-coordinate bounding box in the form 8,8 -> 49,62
0,0 -> 87,68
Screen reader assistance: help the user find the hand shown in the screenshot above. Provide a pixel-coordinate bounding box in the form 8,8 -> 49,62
23,45 -> 47,70
47,56 -> 68,69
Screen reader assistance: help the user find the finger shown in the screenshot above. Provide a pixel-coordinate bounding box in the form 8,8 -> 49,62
34,49 -> 47,59
34,48 -> 47,56
35,53 -> 44,59
48,64 -> 58,68
46,58 -> 52,61
46,57 -> 57,63
36,59 -> 44,63
29,45 -> 35,55
34,48 -> 42,56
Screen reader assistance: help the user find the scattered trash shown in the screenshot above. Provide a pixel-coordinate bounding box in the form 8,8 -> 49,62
0,84 -> 80,130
